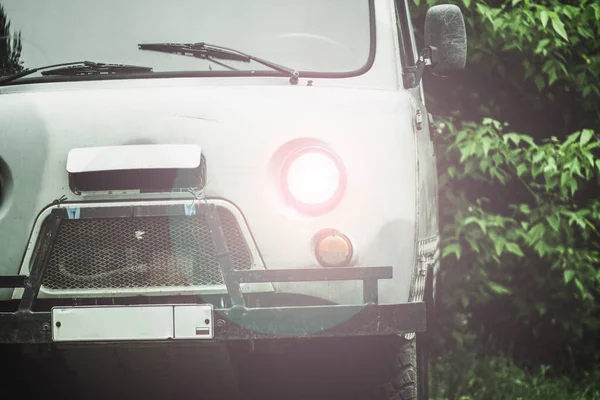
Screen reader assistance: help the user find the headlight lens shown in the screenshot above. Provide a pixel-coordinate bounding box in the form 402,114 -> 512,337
283,148 -> 344,212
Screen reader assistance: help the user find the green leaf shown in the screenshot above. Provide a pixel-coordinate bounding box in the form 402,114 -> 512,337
583,151 -> 595,167
561,6 -> 573,19
462,0 -> 471,8
593,4 -> 600,21
540,10 -> 549,28
517,164 -> 528,177
547,215 -> 560,231
459,141 -> 477,162
580,130 -> 593,146
503,133 -> 521,146
463,216 -> 487,234
564,270 -> 575,284
519,204 -> 531,214
568,212 -> 587,230
574,278 -> 587,298
476,3 -> 490,19
569,179 -> 578,197
488,282 -> 511,295
577,26 -> 594,39
560,172 -> 570,194
563,131 -> 581,147
534,242 -> 549,257
494,237 -> 506,256
550,14 -> 569,41
519,135 -> 537,148
506,242 -> 524,257
442,243 -> 462,260
548,68 -> 558,86
466,237 -> 480,253
535,39 -> 550,54
533,151 -> 545,164
574,159 -> 583,177
528,223 -> 546,242
482,137 -> 492,157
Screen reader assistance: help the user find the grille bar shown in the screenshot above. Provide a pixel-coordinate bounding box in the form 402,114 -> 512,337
41,206 -> 252,290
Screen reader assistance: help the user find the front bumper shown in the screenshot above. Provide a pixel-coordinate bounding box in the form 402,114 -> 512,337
0,205 -> 425,344
0,302 -> 425,344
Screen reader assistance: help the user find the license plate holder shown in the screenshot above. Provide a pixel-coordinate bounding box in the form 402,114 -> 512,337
51,304 -> 214,342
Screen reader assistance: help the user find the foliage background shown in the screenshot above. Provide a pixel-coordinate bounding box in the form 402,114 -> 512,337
0,4 -> 22,76
410,0 -> 600,398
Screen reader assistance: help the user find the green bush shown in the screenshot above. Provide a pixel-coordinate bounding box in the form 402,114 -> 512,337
409,0 -> 600,373
431,351 -> 600,400
434,117 -> 600,369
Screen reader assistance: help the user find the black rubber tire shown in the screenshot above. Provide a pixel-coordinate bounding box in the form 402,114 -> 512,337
368,333 -> 429,400
369,268 -> 433,400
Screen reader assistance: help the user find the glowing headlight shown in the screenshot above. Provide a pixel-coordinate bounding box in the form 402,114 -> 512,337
283,148 -> 345,213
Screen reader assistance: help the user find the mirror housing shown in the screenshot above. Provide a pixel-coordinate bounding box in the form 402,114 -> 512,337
424,4 -> 467,77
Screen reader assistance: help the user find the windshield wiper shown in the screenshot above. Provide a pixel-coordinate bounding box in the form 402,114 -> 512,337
138,42 -> 300,85
41,62 -> 153,76
0,61 -> 153,85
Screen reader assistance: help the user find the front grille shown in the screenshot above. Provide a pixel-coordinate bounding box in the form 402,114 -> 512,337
42,207 -> 252,290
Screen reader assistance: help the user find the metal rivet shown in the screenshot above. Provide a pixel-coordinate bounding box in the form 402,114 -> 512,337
55,321 -> 61,328
216,319 -> 226,328
204,319 -> 210,325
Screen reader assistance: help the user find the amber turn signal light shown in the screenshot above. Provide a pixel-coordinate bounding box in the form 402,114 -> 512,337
314,230 -> 353,268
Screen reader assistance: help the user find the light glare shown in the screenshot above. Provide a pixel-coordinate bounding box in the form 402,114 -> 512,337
287,152 -> 340,206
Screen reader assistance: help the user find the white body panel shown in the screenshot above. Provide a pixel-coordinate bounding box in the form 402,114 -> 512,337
0,0 -> 431,306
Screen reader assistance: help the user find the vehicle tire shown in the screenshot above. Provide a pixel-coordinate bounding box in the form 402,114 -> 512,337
369,269 -> 433,400
368,333 -> 429,400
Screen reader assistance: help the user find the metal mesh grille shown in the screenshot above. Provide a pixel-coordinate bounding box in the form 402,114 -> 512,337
42,207 -> 252,290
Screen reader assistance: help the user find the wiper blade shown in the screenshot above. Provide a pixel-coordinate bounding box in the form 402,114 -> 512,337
41,61 -> 153,76
138,42 -> 300,85
0,61 -> 153,85
139,43 -> 250,62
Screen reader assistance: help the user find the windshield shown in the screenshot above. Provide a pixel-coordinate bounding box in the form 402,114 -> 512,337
0,0 -> 373,81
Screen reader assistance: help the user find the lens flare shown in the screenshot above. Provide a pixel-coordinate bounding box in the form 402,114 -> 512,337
286,151 -> 341,206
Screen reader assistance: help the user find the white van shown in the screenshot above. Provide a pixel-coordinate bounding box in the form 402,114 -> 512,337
0,1 -> 466,398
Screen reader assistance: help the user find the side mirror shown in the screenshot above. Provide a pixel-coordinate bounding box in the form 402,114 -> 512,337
424,4 -> 467,77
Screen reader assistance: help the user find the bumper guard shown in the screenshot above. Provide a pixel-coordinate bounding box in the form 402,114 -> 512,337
0,204 -> 425,344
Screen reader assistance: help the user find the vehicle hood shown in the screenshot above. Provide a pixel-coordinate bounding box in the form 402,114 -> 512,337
0,79 -> 418,303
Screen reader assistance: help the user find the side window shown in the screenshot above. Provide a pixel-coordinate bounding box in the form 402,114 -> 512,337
394,0 -> 415,67
401,0 -> 419,65
396,0 -> 426,103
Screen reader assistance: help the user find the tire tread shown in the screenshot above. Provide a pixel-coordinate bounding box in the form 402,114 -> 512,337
370,336 -> 418,400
